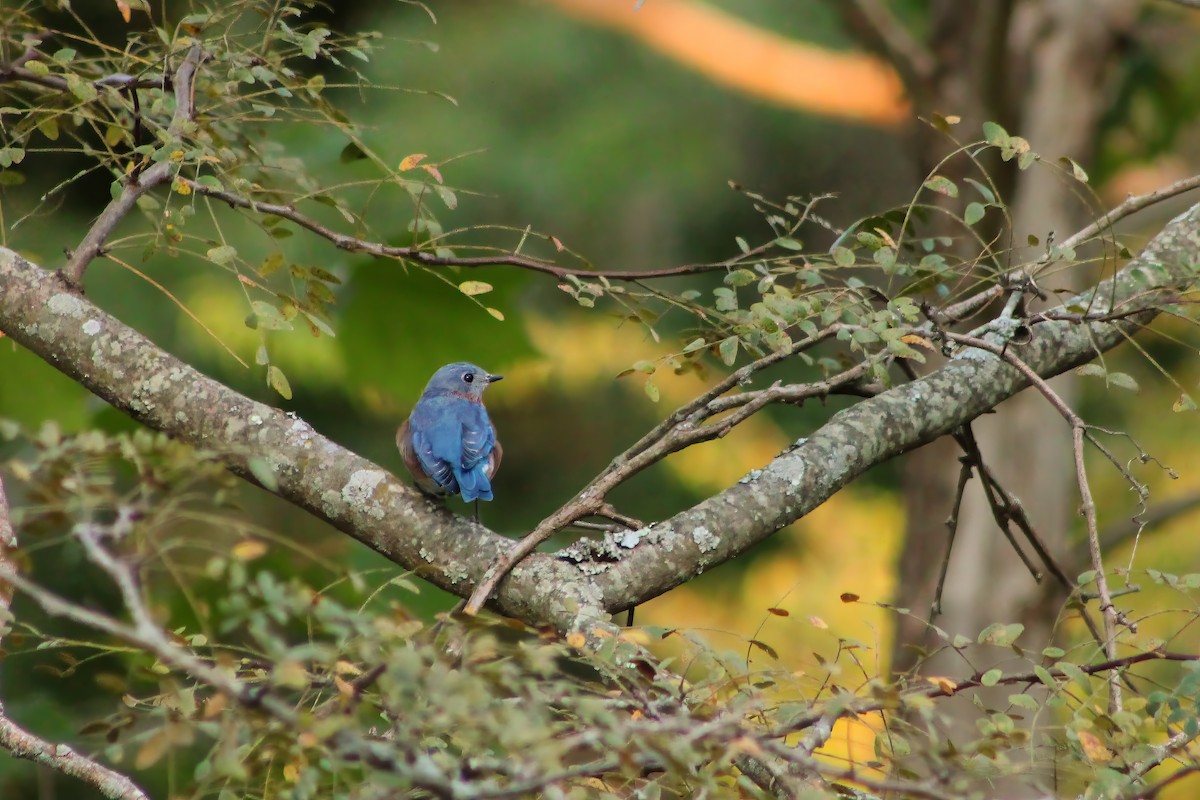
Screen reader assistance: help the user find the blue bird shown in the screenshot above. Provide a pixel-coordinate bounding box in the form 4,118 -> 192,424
397,362 -> 503,503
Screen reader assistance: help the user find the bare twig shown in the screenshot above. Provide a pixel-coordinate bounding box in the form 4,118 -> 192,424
0,62 -> 164,93
778,648 -> 1199,738
61,46 -> 203,286
0,478 -> 150,800
184,179 -> 744,282
1080,490 -> 1200,568
946,332 -> 1125,712
463,328 -> 868,614
933,448 -> 974,619
1033,172 -> 1200,278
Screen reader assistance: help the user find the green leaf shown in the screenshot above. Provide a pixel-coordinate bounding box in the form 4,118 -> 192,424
66,72 -> 98,103
1034,665 -> 1058,689
775,237 -> 803,251
1106,372 -> 1139,392
964,202 -> 986,226
301,311 -> 336,338
1057,661 -> 1089,689
434,185 -> 457,210
339,141 -> 367,163
195,174 -> 223,191
644,379 -> 660,402
964,178 -> 996,204
246,456 -> 278,491
1009,694 -> 1040,710
1062,157 -> 1089,183
833,247 -> 855,267
1076,569 -> 1097,586
981,668 -> 1002,687
267,365 -> 292,400
206,245 -> 237,266
633,360 -> 656,375
923,175 -> 958,198
1174,393 -> 1197,412
37,117 -> 60,141
724,269 -> 756,287
978,622 -> 1024,647
982,121 -> 1009,145
682,337 -> 707,353
248,301 -> 293,331
718,337 -> 738,366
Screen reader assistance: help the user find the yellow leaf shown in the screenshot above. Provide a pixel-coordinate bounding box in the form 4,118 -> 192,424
134,730 -> 169,769
1077,729 -> 1112,763
274,660 -> 308,689
283,763 -> 300,782
203,693 -> 227,719
900,334 -> 935,350
458,280 -> 493,297
808,615 -> 828,630
231,539 -> 267,561
486,307 -> 505,322
334,660 -> 363,677
398,153 -> 427,171
334,675 -> 355,699
566,632 -> 586,649
926,676 -> 958,694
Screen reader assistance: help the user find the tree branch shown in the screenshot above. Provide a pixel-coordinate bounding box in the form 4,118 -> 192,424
184,178 -> 743,282
0,477 -> 150,800
1,200 -> 1199,633
60,45 -> 202,286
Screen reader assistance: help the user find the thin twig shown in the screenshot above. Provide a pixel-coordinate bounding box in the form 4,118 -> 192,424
0,477 -> 150,800
61,46 -> 203,285
184,179 -> 741,282
463,332 -> 868,614
777,648 -> 1199,738
933,449 -> 974,619
946,331 -> 1125,712
1033,172 -> 1200,277
0,62 -> 164,93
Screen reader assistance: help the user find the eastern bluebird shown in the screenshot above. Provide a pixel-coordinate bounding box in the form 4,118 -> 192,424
397,362 -> 503,503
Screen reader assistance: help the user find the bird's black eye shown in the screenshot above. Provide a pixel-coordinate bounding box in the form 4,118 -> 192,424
462,372 -> 474,383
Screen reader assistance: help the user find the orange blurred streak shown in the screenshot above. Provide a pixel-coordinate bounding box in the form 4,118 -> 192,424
546,0 -> 909,127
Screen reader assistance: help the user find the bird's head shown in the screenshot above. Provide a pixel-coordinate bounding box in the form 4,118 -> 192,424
423,362 -> 503,401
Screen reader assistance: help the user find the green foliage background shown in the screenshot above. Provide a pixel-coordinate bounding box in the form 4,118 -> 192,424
3,1 -> 1200,798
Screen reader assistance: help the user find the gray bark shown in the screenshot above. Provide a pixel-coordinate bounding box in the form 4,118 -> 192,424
1,194 -> 1197,633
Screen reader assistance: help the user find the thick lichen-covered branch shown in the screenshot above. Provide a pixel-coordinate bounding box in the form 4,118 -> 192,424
1,202 -> 1198,632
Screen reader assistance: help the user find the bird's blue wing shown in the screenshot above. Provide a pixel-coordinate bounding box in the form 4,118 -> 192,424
455,402 -> 496,502
410,425 -> 457,494
412,397 -> 497,502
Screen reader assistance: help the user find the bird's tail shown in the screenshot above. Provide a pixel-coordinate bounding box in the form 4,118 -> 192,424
456,464 -> 493,503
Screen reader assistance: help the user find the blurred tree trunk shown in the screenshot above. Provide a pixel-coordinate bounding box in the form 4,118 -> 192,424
886,0 -> 1139,757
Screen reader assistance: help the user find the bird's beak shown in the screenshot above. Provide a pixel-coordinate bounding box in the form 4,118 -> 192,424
487,374 -> 504,383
